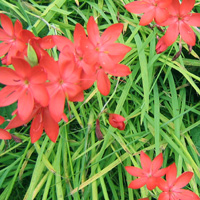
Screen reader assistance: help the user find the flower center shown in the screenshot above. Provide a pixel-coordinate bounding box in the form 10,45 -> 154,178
178,16 -> 182,20
24,79 -> 29,85
59,79 -> 64,85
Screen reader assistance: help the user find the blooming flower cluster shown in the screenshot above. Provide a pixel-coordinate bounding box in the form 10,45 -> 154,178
125,151 -> 200,200
125,0 -> 200,54
0,14 -> 131,143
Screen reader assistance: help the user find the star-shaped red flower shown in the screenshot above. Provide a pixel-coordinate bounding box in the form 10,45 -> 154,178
0,57 -> 49,121
0,14 -> 34,65
125,0 -> 172,25
159,0 -> 200,47
125,151 -> 167,190
158,163 -> 200,200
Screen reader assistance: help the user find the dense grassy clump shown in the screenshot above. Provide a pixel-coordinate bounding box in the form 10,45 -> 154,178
0,0 -> 200,199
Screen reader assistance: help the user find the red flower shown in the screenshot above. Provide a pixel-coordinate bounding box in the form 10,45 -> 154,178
82,17 -> 131,95
54,17 -> 131,96
84,17 -> 131,69
125,151 -> 167,190
40,55 -> 84,122
53,24 -> 94,76
6,104 -> 60,143
158,163 -> 200,200
109,114 -> 126,130
0,116 -> 12,140
0,14 -> 35,65
125,0 -> 172,25
53,24 -> 96,90
159,0 -> 200,47
0,57 -> 49,121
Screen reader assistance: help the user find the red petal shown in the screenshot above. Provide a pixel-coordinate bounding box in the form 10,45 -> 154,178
139,9 -> 155,26
74,23 -> 86,48
99,53 -> 115,70
125,166 -> 144,177
13,39 -> 26,52
6,106 -> 38,130
154,167 -> 168,177
30,66 -> 47,84
62,113 -> 68,123
84,48 -> 99,65
39,35 -> 55,49
146,176 -> 157,190
5,41 -> 26,65
157,178 -> 169,192
167,0 -> 180,16
14,20 -> 23,37
30,84 -> 49,107
46,82 -> 60,97
179,21 -> 196,46
173,172 -> 193,189
125,1 -> 151,14
156,36 -> 168,54
59,49 -> 75,68
187,13 -> 200,26
140,151 -> 151,173
0,85 -> 22,106
6,113 -> 29,129
0,129 -> 12,139
105,43 -> 131,61
53,35 -> 74,52
80,71 -> 96,90
155,7 -> 169,24
11,57 -> 32,78
176,189 -> 200,200
157,0 -> 172,8
97,69 -> 110,96
19,30 -> 35,43
60,61 -> 77,82
128,177 -> 147,189
151,153 -> 163,174
0,116 -> 5,125
39,55 -> 59,81
30,112 -> 43,143
166,163 -> 177,187
106,64 -> 131,77
158,192 -> 170,200
80,61 -> 95,75
87,16 -> 100,45
0,42 -> 11,57
0,28 -> 11,41
18,90 -> 34,121
180,0 -> 195,16
49,90 -> 65,122
64,85 -> 84,102
159,16 -> 178,27
43,107 -> 59,143
164,23 -> 179,46
0,67 -> 21,85
0,14 -> 14,36
101,23 -> 123,45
